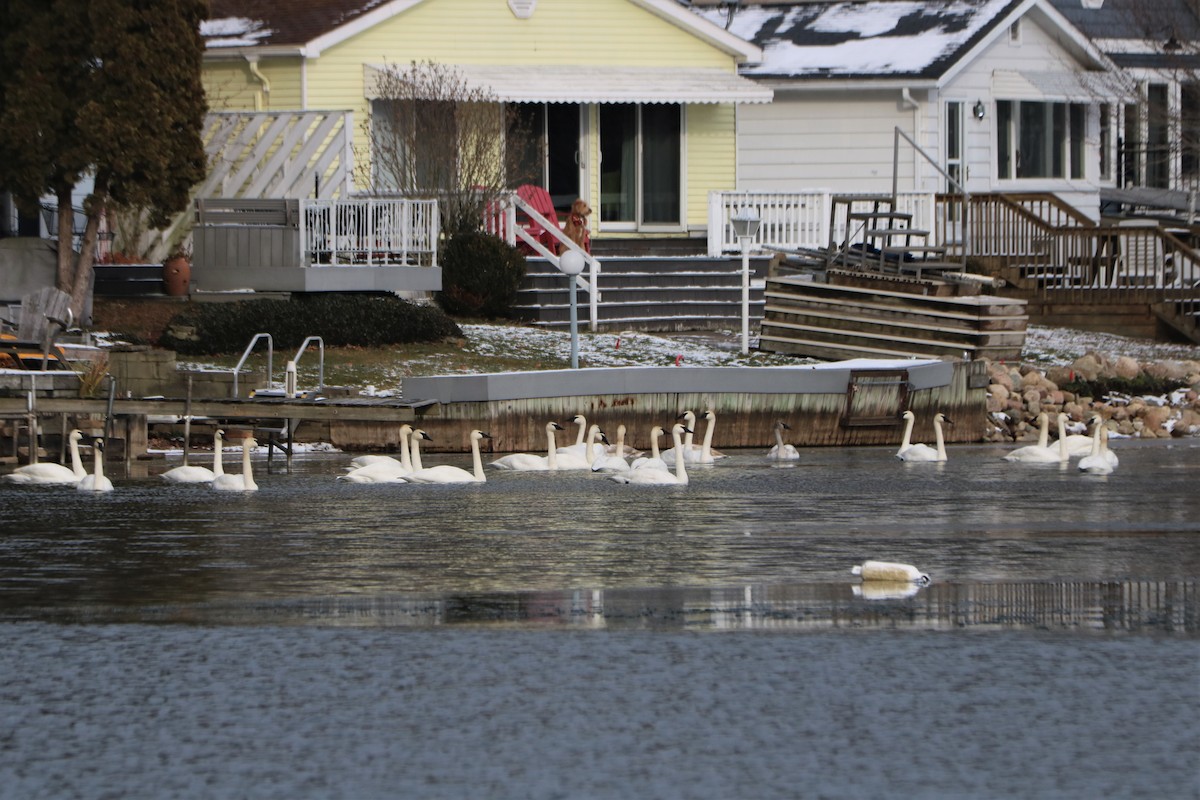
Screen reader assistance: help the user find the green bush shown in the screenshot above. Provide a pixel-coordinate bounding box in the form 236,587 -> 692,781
159,294 -> 462,355
1060,372 -> 1186,400
436,231 -> 527,318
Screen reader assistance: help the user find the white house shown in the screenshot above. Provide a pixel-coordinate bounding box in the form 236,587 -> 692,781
691,0 -> 1127,221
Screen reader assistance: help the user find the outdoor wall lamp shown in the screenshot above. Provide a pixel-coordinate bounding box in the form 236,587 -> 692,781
730,206 -> 761,355
973,100 -> 987,120
558,249 -> 585,369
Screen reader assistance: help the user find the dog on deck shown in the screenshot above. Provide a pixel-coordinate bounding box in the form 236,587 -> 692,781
559,198 -> 592,254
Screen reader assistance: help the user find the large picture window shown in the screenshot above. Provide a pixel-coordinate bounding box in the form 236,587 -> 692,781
996,100 -> 1088,180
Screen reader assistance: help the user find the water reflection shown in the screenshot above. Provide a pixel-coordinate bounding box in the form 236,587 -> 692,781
1,440 -> 1198,632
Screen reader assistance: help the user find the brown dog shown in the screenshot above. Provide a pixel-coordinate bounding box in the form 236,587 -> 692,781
559,198 -> 592,254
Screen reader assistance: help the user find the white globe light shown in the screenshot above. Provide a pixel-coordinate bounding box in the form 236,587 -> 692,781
559,250 -> 585,276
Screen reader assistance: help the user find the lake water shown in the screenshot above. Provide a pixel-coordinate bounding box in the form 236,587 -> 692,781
1,439 -> 1198,798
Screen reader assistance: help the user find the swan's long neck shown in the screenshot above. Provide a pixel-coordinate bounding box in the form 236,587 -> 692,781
934,418 -> 946,460
241,441 -> 257,490
774,426 -> 786,450
574,417 -> 586,446
900,414 -> 915,450
92,442 -> 105,482
1090,422 -> 1102,456
1055,415 -> 1068,461
412,436 -> 424,470
683,413 -> 696,448
650,431 -> 661,460
69,434 -> 85,478
212,433 -> 225,477
671,427 -> 688,484
545,426 -> 558,470
586,427 -> 601,465
1037,414 -> 1050,449
471,437 -> 485,481
400,428 -> 413,471
701,414 -> 716,457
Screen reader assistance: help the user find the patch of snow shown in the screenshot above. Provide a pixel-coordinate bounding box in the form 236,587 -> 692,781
201,17 -> 273,48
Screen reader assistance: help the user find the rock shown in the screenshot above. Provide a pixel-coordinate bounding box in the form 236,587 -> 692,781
988,383 -> 1010,404
1071,353 -> 1104,381
1143,360 -> 1190,382
1112,356 -> 1140,379
1142,406 -> 1172,433
1046,365 -> 1075,386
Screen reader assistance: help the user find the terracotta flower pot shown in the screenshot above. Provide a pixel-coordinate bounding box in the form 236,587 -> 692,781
163,256 -> 191,296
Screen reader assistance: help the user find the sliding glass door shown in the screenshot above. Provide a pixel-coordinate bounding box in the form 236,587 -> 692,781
599,103 -> 682,229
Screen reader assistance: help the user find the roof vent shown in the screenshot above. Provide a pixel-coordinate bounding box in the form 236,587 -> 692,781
508,0 -> 536,19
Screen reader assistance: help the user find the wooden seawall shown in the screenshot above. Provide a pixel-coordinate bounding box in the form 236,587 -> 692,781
401,360 -> 988,453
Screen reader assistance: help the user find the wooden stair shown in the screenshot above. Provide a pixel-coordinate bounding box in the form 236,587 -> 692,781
760,270 -> 1027,361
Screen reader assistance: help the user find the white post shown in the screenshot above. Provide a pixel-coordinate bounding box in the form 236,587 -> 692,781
730,207 -> 761,356
560,251 -> 586,369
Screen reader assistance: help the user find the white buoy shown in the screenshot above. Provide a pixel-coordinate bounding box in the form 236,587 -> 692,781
851,560 -> 930,585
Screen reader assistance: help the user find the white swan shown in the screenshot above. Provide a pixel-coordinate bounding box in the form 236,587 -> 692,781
591,424 -> 631,472
1100,425 -> 1119,468
1003,412 -> 1069,464
662,410 -> 724,463
630,426 -> 668,471
161,430 -> 222,483
3,428 -> 86,485
406,430 -> 491,484
897,412 -> 949,462
554,424 -> 606,471
766,421 -> 800,461
340,426 -> 419,483
491,422 -> 564,471
557,414 -> 603,459
77,438 -> 114,493
213,436 -> 259,491
348,424 -> 414,470
1078,422 -> 1114,474
611,423 -> 689,485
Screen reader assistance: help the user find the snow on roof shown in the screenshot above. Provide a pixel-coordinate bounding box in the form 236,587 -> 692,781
201,16 -> 275,49
693,0 -> 1019,79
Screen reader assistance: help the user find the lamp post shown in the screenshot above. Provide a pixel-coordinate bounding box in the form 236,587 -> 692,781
730,207 -> 761,355
559,250 -> 585,369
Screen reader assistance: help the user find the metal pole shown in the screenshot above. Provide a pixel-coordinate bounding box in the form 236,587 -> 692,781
740,235 -> 750,355
182,375 -> 193,466
569,273 -> 580,370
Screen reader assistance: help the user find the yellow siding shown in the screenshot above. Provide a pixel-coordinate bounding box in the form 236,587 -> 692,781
203,62 -> 257,111
202,0 -> 745,227
685,104 -> 737,227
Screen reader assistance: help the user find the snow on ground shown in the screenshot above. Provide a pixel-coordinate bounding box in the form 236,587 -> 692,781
1019,325 -> 1200,366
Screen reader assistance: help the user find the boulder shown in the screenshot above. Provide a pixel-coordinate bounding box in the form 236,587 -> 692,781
1070,352 -> 1105,381
1112,356 -> 1140,379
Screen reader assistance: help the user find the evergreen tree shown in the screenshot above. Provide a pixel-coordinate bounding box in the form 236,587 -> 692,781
0,0 -> 208,316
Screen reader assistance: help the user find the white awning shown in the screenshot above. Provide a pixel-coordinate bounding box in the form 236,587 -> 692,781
365,64 -> 773,104
992,70 -> 1136,103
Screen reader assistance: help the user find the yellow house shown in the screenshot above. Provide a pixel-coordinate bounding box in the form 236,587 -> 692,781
201,0 -> 770,238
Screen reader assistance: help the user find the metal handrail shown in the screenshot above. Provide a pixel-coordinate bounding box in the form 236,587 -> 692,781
894,126 -> 970,268
232,333 -> 273,398
292,336 -> 325,392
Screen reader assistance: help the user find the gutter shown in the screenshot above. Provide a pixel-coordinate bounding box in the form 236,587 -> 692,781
245,56 -> 271,111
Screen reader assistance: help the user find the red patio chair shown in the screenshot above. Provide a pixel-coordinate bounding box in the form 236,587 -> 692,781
514,184 -> 562,255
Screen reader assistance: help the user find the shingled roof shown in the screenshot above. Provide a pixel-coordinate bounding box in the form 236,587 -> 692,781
204,0 -> 389,49
692,0 -> 1024,80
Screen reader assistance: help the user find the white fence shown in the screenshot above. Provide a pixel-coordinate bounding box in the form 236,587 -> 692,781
300,198 -> 439,267
707,191 -> 937,256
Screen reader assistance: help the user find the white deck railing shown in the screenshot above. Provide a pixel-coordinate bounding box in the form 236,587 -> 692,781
487,192 -> 601,331
707,190 -> 937,256
300,198 -> 439,267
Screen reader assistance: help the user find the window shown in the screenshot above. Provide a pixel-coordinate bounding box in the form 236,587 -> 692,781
1009,20 -> 1021,44
1147,83 -> 1170,188
996,99 -> 1089,180
1182,83 -> 1200,185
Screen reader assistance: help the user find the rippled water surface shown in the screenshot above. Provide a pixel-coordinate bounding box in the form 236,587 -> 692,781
1,439 -> 1198,798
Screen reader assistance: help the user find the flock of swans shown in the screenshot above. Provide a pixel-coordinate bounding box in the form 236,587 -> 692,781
0,406 -> 1124,492
0,428 -> 261,493
896,409 -> 1119,474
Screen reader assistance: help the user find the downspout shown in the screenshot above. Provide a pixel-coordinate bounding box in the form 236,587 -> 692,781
900,88 -> 920,196
246,56 -> 271,111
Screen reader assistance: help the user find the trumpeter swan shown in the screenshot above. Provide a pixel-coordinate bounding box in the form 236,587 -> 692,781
1100,425 -> 1119,468
340,427 -> 421,483
1078,422 -> 1114,474
557,414 -> 603,459
630,426 -> 668,471
851,560 -> 930,585
662,410 -> 724,463
766,421 -> 800,461
1003,412 -> 1069,463
77,439 -> 114,493
490,422 -> 564,471
348,424 -> 414,470
161,430 -> 223,483
591,424 -> 631,472
611,423 -> 690,485
897,412 -> 949,462
406,430 -> 492,484
213,436 -> 259,491
554,425 -> 606,470
3,429 -> 86,485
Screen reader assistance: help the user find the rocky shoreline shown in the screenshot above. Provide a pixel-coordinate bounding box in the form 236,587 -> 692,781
983,351 -> 1200,442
